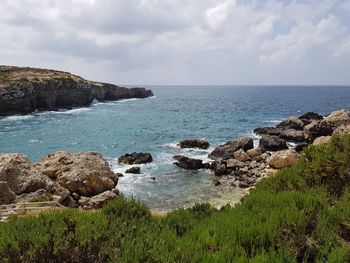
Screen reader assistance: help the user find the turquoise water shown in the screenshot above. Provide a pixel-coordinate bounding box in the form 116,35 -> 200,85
1,86 -> 350,209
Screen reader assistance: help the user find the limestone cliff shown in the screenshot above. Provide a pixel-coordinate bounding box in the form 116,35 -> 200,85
0,65 -> 153,116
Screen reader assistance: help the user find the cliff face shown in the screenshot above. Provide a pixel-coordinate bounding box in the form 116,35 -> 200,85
0,66 -> 153,116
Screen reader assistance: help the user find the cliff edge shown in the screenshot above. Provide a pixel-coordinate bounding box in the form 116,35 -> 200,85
0,65 -> 153,116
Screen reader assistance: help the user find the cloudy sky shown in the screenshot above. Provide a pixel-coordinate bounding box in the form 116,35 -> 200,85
1,0 -> 350,85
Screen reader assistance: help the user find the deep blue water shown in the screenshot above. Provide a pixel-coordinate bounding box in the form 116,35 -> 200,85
1,86 -> 349,209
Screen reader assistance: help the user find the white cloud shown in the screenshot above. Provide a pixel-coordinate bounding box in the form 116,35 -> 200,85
205,0 -> 235,29
260,15 -> 343,63
334,38 -> 350,57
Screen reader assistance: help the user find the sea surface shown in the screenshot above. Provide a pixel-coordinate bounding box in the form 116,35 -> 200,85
1,86 -> 350,210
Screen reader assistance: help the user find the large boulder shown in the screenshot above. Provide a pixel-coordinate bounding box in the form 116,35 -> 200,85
313,136 -> 332,146
118,152 -> 153,164
34,151 -> 117,196
233,149 -> 250,162
323,109 -> 350,127
178,139 -> 209,149
0,181 -> 16,205
173,155 -> 208,170
268,150 -> 301,169
276,117 -> 304,130
299,112 -> 323,124
254,127 -> 305,142
208,137 -> 253,160
259,135 -> 288,151
304,121 -> 334,142
333,124 -> 350,136
247,148 -> 265,158
79,190 -> 117,210
125,167 -> 141,174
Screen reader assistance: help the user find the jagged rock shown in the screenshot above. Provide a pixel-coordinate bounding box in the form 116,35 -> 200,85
0,65 -> 153,116
247,147 -> 265,158
0,181 -> 16,205
268,150 -> 301,169
72,192 -> 80,201
208,137 -> 253,160
178,139 -> 209,149
276,117 -> 304,130
295,143 -> 309,153
233,149 -> 250,162
34,151 -> 116,196
259,135 -> 288,151
225,159 -> 246,169
254,127 -> 304,142
210,161 -> 227,176
299,112 -> 323,124
125,167 -> 141,174
323,109 -> 350,127
239,182 -> 250,188
173,155 -> 207,170
313,136 -> 332,146
118,152 -> 153,164
79,190 -> 117,210
304,120 -> 334,142
333,124 -> 350,136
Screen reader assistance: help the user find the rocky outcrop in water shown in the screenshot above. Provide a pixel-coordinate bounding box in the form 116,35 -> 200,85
173,155 -> 210,170
0,65 -> 153,116
178,139 -> 210,149
0,152 -> 119,208
118,152 -> 153,165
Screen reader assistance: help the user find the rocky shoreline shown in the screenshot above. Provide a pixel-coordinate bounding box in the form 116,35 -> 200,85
0,65 -> 153,116
1,109 -> 350,213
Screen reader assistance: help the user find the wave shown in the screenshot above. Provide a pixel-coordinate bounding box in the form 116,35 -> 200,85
0,114 -> 34,122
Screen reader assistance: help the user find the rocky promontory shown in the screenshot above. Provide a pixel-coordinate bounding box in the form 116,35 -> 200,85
0,65 -> 153,116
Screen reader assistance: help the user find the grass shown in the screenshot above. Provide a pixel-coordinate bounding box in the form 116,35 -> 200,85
1,135 -> 350,262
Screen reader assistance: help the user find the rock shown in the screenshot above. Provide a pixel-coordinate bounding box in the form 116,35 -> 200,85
313,136 -> 332,146
150,176 -> 156,181
0,65 -> 153,116
111,188 -> 119,195
323,109 -> 350,127
213,178 -> 221,186
265,169 -> 278,177
259,135 -> 288,151
247,148 -> 265,158
173,155 -> 206,170
178,139 -> 209,149
299,112 -> 323,121
268,150 -> 301,169
304,121 -> 334,142
239,182 -> 250,188
208,137 -> 253,160
295,143 -> 309,153
0,181 -> 16,205
125,167 -> 141,174
72,192 -> 80,201
210,161 -> 227,176
118,152 -> 153,165
254,127 -> 304,142
333,124 -> 350,136
233,149 -> 250,162
225,159 -> 246,169
276,117 -> 304,130
79,191 -> 117,210
34,151 -> 116,196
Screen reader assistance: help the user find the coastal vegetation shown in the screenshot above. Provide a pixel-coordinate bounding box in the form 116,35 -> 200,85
1,135 -> 350,262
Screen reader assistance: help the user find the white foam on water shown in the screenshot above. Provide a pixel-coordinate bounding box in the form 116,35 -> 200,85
266,119 -> 283,124
0,114 -> 34,122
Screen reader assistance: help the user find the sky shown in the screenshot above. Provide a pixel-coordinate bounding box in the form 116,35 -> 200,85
0,0 -> 350,85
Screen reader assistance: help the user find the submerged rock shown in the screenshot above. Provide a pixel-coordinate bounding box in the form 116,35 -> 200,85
118,152 -> 153,165
125,167 -> 141,174
178,139 -> 209,149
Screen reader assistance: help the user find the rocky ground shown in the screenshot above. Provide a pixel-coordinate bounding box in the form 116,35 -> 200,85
1,109 -> 350,213
0,65 -> 153,116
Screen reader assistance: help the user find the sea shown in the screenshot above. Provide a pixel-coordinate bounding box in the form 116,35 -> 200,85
1,86 -> 349,210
